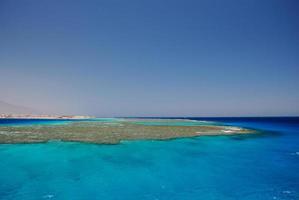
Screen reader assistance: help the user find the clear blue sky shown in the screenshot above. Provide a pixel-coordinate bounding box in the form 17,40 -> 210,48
0,0 -> 298,117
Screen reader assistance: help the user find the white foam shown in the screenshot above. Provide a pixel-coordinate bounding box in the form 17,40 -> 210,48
222,130 -> 234,133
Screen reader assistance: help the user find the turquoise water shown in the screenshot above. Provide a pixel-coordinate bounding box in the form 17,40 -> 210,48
0,119 -> 71,126
0,118 -> 118,127
0,118 -> 298,200
132,120 -> 219,126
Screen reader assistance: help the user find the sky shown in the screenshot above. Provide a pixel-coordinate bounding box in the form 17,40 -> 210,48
0,0 -> 298,117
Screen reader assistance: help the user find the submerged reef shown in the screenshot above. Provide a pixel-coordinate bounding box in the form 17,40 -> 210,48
0,119 -> 256,144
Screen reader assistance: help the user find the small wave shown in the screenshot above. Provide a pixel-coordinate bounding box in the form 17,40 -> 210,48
43,194 -> 54,199
290,152 -> 299,156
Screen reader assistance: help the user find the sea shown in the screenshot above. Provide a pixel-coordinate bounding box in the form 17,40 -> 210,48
0,117 -> 298,200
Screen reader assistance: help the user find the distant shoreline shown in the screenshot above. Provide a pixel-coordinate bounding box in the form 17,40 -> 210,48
0,114 -> 93,120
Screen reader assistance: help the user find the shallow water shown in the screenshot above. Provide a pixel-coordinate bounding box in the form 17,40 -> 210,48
132,120 -> 219,126
0,117 -> 298,200
0,118 -> 118,127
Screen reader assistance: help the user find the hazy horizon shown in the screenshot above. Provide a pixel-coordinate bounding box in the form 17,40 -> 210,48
1,99 -> 298,118
1,0 -> 298,117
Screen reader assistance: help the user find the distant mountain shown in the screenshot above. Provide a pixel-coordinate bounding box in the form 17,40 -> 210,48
0,100 -> 37,114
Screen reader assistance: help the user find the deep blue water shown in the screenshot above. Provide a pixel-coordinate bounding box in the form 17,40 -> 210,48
0,117 -> 298,200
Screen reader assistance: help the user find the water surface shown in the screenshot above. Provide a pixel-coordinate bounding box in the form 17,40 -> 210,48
0,117 -> 298,200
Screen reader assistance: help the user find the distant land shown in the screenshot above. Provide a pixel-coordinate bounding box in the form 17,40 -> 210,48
0,100 -> 37,114
0,114 -> 92,119
0,100 -> 92,119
